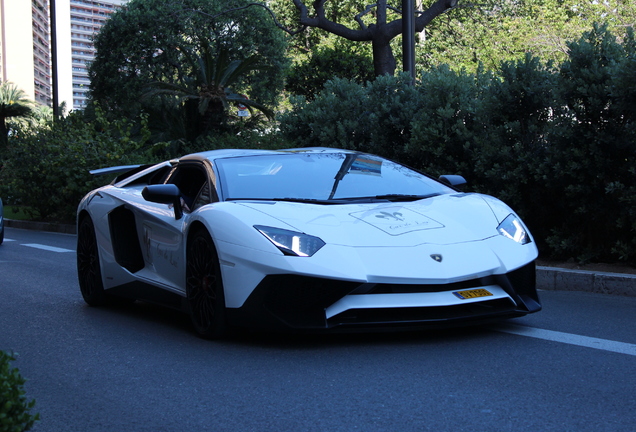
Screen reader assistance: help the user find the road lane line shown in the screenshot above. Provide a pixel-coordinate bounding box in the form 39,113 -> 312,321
491,323 -> 636,356
22,243 -> 74,253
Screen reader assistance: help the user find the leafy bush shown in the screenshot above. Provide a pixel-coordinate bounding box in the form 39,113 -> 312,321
0,102 -> 290,223
542,24 -> 636,262
146,124 -> 292,161
467,55 -> 558,246
280,77 -> 373,151
281,67 -> 499,179
286,43 -> 375,101
403,65 -> 489,179
0,109 -> 151,222
0,351 -> 39,432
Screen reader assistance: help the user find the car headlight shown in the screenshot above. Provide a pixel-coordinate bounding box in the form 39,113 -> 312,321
254,226 -> 325,257
497,214 -> 531,245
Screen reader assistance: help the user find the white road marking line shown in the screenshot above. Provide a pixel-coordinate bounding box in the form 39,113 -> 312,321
21,243 -> 74,253
491,323 -> 636,356
2,238 -> 16,242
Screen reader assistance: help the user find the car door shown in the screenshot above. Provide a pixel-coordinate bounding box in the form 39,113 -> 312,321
139,160 -> 215,293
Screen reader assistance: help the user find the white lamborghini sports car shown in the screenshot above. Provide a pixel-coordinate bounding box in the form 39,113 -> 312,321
77,148 -> 541,338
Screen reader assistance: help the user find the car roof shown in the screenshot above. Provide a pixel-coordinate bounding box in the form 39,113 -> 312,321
181,147 -> 358,163
110,148 -> 360,188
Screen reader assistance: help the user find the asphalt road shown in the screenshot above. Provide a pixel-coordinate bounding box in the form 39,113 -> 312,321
1,227 -> 635,432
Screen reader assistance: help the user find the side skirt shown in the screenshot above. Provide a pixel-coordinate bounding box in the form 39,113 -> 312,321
107,281 -> 187,312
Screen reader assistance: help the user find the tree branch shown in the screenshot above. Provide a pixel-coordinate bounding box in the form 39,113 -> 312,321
293,0 -> 375,41
354,4 -> 376,30
415,0 -> 461,32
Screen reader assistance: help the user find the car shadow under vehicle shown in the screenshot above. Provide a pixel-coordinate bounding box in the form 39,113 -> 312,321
81,298 -> 514,350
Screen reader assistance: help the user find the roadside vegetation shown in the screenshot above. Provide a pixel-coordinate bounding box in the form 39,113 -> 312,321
0,351 -> 39,431
281,25 -> 636,264
0,0 -> 634,265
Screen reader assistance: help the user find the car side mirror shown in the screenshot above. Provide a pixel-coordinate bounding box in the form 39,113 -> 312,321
438,175 -> 467,189
142,184 -> 183,220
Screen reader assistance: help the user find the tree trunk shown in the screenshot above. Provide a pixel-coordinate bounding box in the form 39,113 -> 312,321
200,99 -> 226,134
372,36 -> 396,76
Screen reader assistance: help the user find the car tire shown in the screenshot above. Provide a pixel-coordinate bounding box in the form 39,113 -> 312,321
77,215 -> 108,306
186,229 -> 227,339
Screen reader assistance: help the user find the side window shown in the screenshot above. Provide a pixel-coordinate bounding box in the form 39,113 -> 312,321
192,182 -> 212,210
167,164 -> 210,212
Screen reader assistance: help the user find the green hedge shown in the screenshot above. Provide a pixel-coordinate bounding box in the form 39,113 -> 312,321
286,43 -> 375,101
280,25 -> 636,264
0,109 -> 150,223
0,351 -> 39,432
0,108 -> 290,223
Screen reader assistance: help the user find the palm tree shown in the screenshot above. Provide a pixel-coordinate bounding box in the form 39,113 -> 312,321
143,41 -> 273,138
0,81 -> 34,149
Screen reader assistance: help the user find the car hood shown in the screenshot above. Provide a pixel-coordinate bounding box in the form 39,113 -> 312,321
236,193 -> 504,247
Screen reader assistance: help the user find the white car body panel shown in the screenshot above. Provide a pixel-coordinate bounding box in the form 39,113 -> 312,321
325,285 -> 513,319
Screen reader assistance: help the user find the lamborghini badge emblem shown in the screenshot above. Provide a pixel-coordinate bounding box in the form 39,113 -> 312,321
430,254 -> 443,263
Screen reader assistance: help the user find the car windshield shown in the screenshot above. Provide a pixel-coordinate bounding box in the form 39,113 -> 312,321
215,152 -> 456,203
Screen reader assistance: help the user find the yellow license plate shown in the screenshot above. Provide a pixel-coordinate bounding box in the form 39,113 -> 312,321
452,288 -> 493,300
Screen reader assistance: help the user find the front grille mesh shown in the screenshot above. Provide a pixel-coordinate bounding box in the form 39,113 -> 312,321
329,298 -> 518,326
363,276 -> 496,294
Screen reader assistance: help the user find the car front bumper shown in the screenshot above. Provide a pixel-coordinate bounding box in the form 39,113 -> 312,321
226,261 -> 540,332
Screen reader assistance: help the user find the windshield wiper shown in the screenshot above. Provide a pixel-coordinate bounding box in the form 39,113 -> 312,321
366,193 -> 441,202
228,197 -> 344,204
227,194 -> 441,204
277,197 -> 338,204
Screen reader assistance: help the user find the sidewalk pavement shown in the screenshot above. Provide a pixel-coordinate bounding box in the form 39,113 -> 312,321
5,219 -> 636,297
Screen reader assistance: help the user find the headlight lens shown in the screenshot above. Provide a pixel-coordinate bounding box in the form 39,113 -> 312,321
255,225 -> 325,257
497,214 -> 531,245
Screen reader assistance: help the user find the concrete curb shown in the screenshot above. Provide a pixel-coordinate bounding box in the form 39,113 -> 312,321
537,266 -> 636,297
5,218 -> 76,235
5,219 -> 636,297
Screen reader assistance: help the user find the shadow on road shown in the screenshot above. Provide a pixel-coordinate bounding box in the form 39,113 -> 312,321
83,299 -> 505,350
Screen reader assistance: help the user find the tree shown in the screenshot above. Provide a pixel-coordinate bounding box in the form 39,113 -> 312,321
419,0 -> 636,73
0,81 -> 34,150
89,0 -> 288,118
143,41 -> 274,139
278,0 -> 463,76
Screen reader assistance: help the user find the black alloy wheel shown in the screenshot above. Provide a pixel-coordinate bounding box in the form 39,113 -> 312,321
186,229 -> 227,339
77,216 -> 108,306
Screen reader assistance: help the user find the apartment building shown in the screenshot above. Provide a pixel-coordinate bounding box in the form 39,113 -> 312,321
0,0 -> 53,106
0,0 -> 126,111
69,0 -> 126,109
